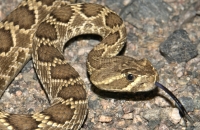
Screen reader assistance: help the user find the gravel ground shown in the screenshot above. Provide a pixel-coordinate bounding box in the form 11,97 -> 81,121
0,0 -> 200,130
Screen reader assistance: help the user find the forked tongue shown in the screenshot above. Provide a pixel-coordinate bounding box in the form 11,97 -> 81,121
155,82 -> 194,124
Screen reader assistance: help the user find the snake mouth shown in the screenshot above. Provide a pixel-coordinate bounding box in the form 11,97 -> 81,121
128,79 -> 157,93
137,82 -> 156,92
132,74 -> 158,92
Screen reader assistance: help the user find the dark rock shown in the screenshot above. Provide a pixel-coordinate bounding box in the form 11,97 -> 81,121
186,85 -> 197,93
8,87 -> 21,94
186,126 -> 195,130
21,60 -> 32,72
28,108 -> 34,113
147,120 -> 160,130
120,0 -> 172,26
143,109 -> 161,121
159,29 -> 198,63
127,32 -> 138,42
179,96 -> 194,112
194,96 -> 200,109
88,98 -> 100,110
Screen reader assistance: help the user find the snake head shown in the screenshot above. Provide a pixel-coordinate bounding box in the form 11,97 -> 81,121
89,56 -> 159,93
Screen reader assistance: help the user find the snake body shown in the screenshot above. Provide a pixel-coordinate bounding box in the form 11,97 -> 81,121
0,0 -> 158,129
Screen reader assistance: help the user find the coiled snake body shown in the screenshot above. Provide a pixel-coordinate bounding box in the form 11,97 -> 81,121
0,0 -> 158,129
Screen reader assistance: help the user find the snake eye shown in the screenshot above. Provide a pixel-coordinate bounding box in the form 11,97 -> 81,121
126,73 -> 134,81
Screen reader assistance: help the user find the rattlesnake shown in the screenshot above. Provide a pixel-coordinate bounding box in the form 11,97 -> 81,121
0,0 -> 177,129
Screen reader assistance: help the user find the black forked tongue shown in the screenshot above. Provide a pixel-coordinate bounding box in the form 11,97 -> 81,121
155,82 -> 194,124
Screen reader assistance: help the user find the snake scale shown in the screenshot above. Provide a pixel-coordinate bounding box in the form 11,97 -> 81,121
0,0 -> 161,129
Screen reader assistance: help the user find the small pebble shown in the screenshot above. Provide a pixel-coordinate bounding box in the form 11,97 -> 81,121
170,108 -> 181,124
100,100 -> 111,110
158,124 -> 169,130
116,120 -> 126,127
98,115 -> 112,123
16,90 -> 22,97
123,0 -> 131,6
122,113 -> 133,119
123,104 -> 134,113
